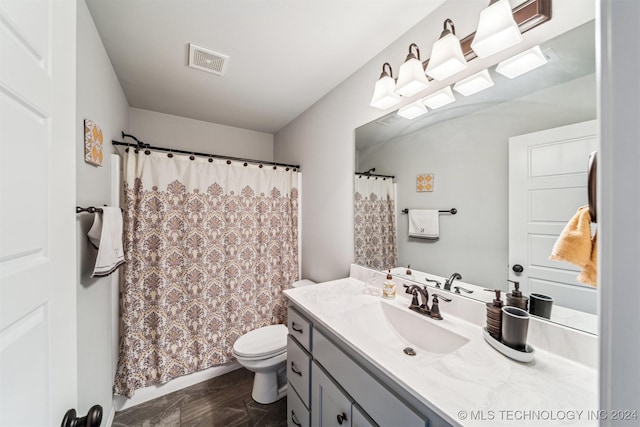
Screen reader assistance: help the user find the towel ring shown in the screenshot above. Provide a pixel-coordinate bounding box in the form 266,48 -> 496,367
588,151 -> 597,223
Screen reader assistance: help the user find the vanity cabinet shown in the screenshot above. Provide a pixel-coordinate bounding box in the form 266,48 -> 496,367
287,306 -> 428,427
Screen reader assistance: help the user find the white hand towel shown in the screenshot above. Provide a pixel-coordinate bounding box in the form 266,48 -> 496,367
87,207 -> 125,277
408,209 -> 439,239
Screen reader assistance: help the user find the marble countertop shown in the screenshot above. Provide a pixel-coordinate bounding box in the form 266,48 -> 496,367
284,277 -> 598,427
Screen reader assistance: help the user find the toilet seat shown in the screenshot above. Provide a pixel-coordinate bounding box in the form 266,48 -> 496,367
233,324 -> 287,359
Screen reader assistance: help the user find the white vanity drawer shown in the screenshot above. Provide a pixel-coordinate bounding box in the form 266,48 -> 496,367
287,335 -> 311,406
313,330 -> 427,427
288,384 -> 310,427
288,306 -> 312,352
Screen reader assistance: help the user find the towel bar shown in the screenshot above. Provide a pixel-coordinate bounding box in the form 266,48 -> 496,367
401,208 -> 457,215
76,206 -> 123,214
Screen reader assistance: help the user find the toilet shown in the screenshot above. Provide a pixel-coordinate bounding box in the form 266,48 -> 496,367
232,279 -> 315,404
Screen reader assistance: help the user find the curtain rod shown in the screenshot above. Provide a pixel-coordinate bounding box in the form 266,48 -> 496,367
112,132 -> 301,170
355,167 -> 394,179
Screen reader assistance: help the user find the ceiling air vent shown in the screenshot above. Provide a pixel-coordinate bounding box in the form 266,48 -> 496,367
188,43 -> 229,76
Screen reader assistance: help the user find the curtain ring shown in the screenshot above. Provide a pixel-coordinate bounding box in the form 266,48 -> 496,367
167,150 -> 173,158
286,167 -> 290,171
243,162 -> 248,167
144,149 -> 151,155
226,160 -> 232,165
273,165 -> 277,170
125,147 -> 130,153
259,164 -> 263,168
293,168 -> 297,172
189,154 -> 195,160
208,156 -> 213,163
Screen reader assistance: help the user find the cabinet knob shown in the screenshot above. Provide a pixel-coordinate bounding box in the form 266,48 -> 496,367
337,412 -> 348,425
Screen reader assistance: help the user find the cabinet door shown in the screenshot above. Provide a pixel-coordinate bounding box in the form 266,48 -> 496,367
312,362 -> 352,427
353,404 -> 378,427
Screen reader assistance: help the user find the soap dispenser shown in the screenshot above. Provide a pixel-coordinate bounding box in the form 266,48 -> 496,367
382,270 -> 396,299
406,265 -> 412,277
506,280 -> 529,311
484,289 -> 503,341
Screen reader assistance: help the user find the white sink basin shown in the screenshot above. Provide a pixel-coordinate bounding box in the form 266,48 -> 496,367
339,300 -> 470,355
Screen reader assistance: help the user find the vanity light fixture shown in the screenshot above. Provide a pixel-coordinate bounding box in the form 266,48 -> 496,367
369,62 -> 401,110
471,0 -> 523,58
394,43 -> 430,97
495,45 -> 548,78
453,69 -> 494,96
425,19 -> 468,81
397,101 -> 428,120
421,86 -> 456,109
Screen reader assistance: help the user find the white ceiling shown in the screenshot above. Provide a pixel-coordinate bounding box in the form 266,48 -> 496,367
85,0 -> 447,135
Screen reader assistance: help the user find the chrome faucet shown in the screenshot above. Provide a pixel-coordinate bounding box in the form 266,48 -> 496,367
403,284 -> 429,313
443,273 -> 462,291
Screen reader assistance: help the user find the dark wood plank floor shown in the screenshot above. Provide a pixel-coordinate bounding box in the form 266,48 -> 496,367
112,368 -> 287,427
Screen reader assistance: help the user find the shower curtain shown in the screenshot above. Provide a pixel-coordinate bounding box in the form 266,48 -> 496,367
114,149 -> 299,397
354,176 -> 397,270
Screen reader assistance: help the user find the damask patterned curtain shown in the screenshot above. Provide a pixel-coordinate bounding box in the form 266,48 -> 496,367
114,150 -> 299,397
354,177 -> 397,270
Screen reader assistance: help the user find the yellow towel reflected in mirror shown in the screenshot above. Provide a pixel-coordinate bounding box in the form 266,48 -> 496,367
549,206 -> 597,287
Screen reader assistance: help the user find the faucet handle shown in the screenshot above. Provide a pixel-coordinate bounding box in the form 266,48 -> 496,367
454,286 -> 473,294
425,278 -> 442,288
429,293 -> 451,320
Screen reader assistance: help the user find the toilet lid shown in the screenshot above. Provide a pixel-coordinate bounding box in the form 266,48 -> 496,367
233,324 -> 287,358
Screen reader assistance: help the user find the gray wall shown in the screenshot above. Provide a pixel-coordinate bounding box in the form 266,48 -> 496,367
274,0 -> 595,283
357,74 -> 596,288
128,107 -> 273,161
76,0 -> 129,420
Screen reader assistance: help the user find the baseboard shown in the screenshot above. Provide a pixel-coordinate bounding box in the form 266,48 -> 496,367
113,362 -> 241,412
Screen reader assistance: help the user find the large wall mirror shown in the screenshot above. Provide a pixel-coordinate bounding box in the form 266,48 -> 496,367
354,20 -> 597,334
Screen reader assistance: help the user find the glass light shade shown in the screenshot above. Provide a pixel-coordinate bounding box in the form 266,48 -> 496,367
397,101 -> 428,119
471,0 -> 522,58
453,69 -> 494,96
421,86 -> 455,109
395,57 -> 430,97
370,75 -> 401,109
496,45 -> 547,79
425,32 -> 468,81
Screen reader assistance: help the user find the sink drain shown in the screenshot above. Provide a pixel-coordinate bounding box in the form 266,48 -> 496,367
403,347 -> 416,356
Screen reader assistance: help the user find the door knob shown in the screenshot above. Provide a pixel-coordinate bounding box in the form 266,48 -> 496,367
512,264 -> 524,273
61,405 -> 102,427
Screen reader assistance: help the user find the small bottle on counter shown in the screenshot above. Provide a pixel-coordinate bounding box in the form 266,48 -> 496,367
406,265 -> 412,277
506,280 -> 529,311
484,289 -> 504,341
382,270 -> 396,299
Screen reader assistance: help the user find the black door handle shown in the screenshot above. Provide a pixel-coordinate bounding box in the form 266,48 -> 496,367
512,264 -> 524,273
61,405 -> 102,427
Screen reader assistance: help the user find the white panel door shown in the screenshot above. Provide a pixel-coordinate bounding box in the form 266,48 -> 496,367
0,0 -> 77,425
509,120 -> 598,314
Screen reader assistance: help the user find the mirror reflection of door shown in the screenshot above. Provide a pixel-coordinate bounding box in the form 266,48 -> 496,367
509,120 -> 598,332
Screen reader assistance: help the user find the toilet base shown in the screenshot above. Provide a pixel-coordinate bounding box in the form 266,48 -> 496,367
251,370 -> 287,404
